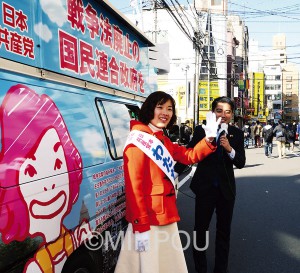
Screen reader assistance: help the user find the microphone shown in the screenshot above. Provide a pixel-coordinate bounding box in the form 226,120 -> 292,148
217,123 -> 228,140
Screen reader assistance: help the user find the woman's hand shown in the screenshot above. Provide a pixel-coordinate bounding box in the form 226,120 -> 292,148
203,112 -> 221,141
135,231 -> 150,252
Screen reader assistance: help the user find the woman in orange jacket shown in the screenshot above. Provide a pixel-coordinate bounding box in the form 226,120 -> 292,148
115,91 -> 220,273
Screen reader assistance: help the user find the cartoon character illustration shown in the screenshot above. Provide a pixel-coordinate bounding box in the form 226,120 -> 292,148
0,84 -> 90,273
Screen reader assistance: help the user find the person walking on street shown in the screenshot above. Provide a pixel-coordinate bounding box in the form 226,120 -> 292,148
254,120 -> 263,147
250,122 -> 256,146
180,120 -> 193,145
262,120 -> 274,157
175,96 -> 246,273
115,91 -> 220,273
168,124 -> 180,143
273,119 -> 287,159
291,122 -> 297,149
292,122 -> 297,143
296,122 -> 300,142
285,123 -> 295,153
242,121 -> 251,148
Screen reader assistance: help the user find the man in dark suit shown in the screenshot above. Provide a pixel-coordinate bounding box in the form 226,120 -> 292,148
176,96 -> 245,273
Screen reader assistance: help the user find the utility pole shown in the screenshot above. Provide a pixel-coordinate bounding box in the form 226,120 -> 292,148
207,10 -> 211,111
183,65 -> 190,119
154,0 -> 157,43
139,0 -> 144,30
193,30 -> 200,128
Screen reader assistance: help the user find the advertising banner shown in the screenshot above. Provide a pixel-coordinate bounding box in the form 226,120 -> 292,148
0,0 -> 155,96
253,72 -> 264,116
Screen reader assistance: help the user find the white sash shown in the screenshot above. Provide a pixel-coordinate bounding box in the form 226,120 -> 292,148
124,130 -> 176,188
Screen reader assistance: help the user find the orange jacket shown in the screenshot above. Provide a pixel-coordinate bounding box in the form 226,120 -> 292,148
123,121 -> 216,233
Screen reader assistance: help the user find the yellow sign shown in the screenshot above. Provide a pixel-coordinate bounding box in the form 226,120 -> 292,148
176,85 -> 185,107
199,110 -> 207,120
199,81 -> 220,111
258,117 -> 267,123
253,73 -> 264,116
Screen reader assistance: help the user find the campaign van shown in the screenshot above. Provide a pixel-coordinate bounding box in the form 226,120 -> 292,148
0,1 -> 156,272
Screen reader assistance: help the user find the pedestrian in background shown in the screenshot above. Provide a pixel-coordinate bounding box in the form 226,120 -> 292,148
115,91 -> 220,273
180,120 -> 193,145
273,119 -> 287,159
250,121 -> 256,146
296,122 -> 300,142
285,123 -> 295,153
168,124 -> 180,143
254,120 -> 263,147
292,121 -> 297,146
292,122 -> 297,137
175,96 -> 246,273
262,120 -> 274,157
242,121 -> 251,148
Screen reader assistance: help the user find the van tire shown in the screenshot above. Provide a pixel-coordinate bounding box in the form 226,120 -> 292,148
62,250 -> 97,273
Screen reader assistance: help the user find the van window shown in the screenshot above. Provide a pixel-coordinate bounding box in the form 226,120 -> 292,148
96,100 -> 139,159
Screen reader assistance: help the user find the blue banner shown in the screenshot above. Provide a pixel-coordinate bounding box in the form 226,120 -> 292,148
0,0 -> 156,96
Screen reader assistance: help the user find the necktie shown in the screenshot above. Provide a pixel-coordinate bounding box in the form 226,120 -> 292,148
213,136 -> 222,187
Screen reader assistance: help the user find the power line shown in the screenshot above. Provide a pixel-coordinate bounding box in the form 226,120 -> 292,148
229,2 -> 300,21
169,0 -> 195,35
155,0 -> 194,42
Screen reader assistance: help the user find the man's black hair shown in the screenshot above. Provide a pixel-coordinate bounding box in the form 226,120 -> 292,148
211,96 -> 235,112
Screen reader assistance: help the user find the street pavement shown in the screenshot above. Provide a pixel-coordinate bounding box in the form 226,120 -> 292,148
177,141 -> 300,273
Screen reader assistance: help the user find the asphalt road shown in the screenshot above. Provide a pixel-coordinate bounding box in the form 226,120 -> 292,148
177,142 -> 300,273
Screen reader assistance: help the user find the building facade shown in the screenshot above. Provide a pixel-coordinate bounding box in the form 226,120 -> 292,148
282,63 -> 299,122
263,65 -> 283,122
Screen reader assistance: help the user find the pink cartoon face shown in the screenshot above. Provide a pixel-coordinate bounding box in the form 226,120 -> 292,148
0,84 -> 82,247
19,128 -> 70,241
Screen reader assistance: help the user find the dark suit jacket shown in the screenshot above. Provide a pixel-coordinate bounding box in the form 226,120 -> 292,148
186,124 -> 245,200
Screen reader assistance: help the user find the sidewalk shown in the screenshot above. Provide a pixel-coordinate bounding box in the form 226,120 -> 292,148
235,140 -> 300,179
177,140 -> 300,273
178,140 -> 300,188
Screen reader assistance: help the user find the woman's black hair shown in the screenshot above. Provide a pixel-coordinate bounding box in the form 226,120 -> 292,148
139,91 -> 177,129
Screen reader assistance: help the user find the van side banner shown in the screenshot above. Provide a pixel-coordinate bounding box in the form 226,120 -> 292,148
0,0 -> 156,96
